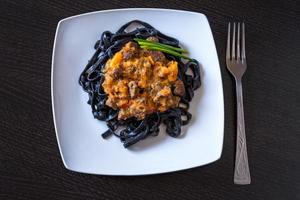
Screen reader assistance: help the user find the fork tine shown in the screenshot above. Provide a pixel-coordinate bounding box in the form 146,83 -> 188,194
237,23 -> 240,60
241,22 -> 246,60
232,22 -> 236,59
226,22 -> 231,60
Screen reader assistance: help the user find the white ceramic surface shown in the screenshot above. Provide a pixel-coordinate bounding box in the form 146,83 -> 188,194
52,8 -> 224,175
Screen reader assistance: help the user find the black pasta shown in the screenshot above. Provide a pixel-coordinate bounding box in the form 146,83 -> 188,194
79,20 -> 201,148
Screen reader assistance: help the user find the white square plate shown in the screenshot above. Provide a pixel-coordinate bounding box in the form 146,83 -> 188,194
52,8 -> 224,175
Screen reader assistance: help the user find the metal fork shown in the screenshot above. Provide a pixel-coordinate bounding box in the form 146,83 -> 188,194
226,22 -> 251,185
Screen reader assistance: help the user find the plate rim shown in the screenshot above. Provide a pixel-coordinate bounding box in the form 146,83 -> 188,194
51,8 -> 224,175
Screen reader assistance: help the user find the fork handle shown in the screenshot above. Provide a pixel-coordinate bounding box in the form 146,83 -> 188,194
234,79 -> 251,185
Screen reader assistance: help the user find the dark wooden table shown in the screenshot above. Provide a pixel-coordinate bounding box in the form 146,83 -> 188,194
1,1 -> 300,199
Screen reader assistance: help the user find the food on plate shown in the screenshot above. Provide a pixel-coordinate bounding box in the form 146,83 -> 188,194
102,41 -> 183,120
79,20 -> 201,148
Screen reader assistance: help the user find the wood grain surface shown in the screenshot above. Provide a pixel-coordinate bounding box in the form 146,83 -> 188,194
1,0 -> 300,199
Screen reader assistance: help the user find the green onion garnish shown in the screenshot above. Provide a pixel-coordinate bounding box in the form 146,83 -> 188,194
139,45 -> 192,61
134,38 -> 192,60
134,38 -> 188,53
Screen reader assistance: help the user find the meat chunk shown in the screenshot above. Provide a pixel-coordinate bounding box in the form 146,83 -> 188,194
122,42 -> 139,60
173,80 -> 185,96
143,50 -> 166,63
128,81 -> 139,98
150,82 -> 162,96
151,50 -> 166,62
153,86 -> 171,103
146,36 -> 159,43
123,51 -> 136,60
126,41 -> 138,49
112,67 -> 123,79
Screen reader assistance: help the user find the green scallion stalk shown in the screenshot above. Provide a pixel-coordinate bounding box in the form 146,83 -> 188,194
140,45 -> 192,61
134,38 -> 188,53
